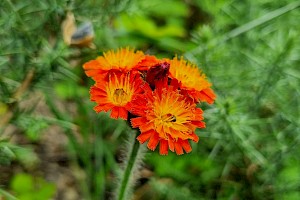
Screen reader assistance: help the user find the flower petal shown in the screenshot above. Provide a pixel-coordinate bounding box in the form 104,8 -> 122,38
168,139 -> 175,152
131,117 -> 147,128
118,107 -> 128,120
174,141 -> 184,155
140,122 -> 154,133
180,139 -> 192,153
191,121 -> 206,128
159,139 -> 169,155
110,106 -> 121,119
198,88 -> 216,104
189,132 -> 199,142
136,131 -> 152,144
147,131 -> 159,151
83,60 -> 101,77
94,104 -> 113,113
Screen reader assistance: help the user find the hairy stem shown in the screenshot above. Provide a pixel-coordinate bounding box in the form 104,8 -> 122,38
117,133 -> 141,200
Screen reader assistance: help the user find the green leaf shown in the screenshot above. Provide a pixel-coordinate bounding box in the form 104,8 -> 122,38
13,146 -> 39,168
54,81 -> 87,100
16,115 -> 48,142
10,173 -> 56,200
34,181 -> 56,200
114,14 -> 186,39
138,0 -> 189,18
11,173 -> 34,194
0,188 -> 18,200
0,145 -> 16,166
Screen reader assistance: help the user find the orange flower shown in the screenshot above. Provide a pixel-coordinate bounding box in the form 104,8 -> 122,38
130,81 -> 205,155
168,57 -> 216,104
90,72 -> 144,120
83,47 -> 157,82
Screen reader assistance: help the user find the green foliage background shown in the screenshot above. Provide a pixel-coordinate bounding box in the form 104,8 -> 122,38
1,0 -> 300,199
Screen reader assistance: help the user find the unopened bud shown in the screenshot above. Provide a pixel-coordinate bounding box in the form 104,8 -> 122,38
146,62 -> 170,89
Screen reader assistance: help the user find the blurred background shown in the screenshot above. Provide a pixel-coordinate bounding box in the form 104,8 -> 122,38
1,0 -> 300,199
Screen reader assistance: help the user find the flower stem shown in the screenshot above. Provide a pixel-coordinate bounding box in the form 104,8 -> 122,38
117,133 -> 141,200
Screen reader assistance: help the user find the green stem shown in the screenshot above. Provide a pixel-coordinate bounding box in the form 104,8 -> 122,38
117,133 -> 140,200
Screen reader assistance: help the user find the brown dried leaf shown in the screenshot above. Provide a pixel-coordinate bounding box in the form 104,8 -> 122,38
61,12 -> 76,45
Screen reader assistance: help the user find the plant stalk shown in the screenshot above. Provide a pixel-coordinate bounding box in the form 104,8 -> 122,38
117,133 -> 141,200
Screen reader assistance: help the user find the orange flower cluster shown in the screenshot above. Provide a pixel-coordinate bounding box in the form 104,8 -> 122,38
83,47 -> 216,155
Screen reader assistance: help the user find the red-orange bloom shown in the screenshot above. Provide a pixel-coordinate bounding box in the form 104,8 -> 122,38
168,57 -> 216,104
90,72 -> 144,120
83,47 -> 158,82
83,47 -> 216,156
130,81 -> 205,155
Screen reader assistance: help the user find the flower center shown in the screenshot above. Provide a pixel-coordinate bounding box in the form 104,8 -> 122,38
106,73 -> 135,106
150,88 -> 197,139
114,88 -> 126,96
161,113 -> 176,123
112,88 -> 128,105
